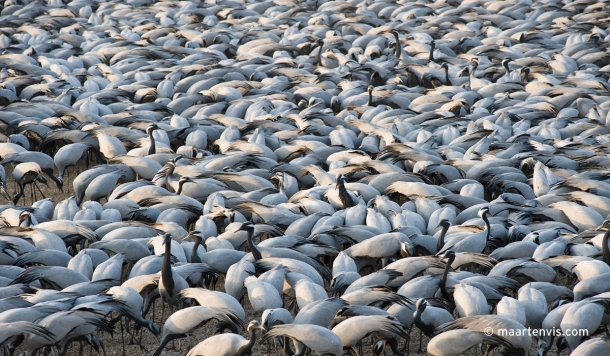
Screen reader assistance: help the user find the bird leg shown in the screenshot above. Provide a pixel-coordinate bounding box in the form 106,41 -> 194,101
30,182 -> 35,204
7,334 -> 24,356
387,338 -> 405,356
93,335 -> 106,356
418,330 -> 423,354
120,317 -> 127,356
34,181 -> 46,199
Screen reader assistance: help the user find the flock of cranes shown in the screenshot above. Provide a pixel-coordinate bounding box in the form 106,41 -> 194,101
2,0 -> 610,355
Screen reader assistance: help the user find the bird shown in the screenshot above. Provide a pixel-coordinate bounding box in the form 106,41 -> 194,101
186,320 -> 264,356
11,162 -> 48,205
261,323 -> 343,356
413,298 -> 454,352
152,306 -> 242,356
159,233 -> 189,313
3,1 -> 610,356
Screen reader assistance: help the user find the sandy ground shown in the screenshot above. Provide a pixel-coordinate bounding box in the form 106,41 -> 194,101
1,163 -> 578,356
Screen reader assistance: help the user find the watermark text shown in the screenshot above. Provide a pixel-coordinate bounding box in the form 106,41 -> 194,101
485,327 -> 588,338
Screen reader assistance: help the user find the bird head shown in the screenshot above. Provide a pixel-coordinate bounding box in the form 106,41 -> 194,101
37,174 -> 48,186
520,66 -> 531,76
440,250 -> 455,262
478,206 -> 490,219
18,210 -> 30,223
436,219 -> 451,229
335,174 -> 345,189
400,241 -> 414,257
237,221 -> 255,233
179,176 -> 192,184
247,320 -> 265,332
146,124 -> 159,134
373,340 -> 385,355
161,233 -> 172,245
148,321 -> 160,338
169,154 -> 184,165
182,230 -> 202,242
550,299 -> 568,310
415,298 -> 428,311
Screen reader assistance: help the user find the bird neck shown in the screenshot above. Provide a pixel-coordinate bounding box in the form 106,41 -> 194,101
603,230 -> 610,266
520,69 -> 528,83
176,180 -> 185,195
317,44 -> 323,66
165,164 -> 175,193
367,89 -> 373,106
246,228 -> 263,260
148,130 -> 156,155
413,304 -> 424,325
503,61 -> 510,72
440,255 -> 454,300
162,240 -> 174,293
444,66 -> 451,86
428,43 -> 435,64
482,213 -> 491,241
337,179 -> 355,208
237,329 -> 258,356
393,32 -> 401,59
437,224 -> 449,253
191,238 -> 202,263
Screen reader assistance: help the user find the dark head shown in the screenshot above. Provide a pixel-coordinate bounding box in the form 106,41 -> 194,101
18,211 -> 31,226
56,176 -> 64,191
520,66 -> 530,80
478,206 -> 490,219
298,99 -> 308,110
550,299 -> 568,311
415,298 -> 428,312
147,321 -> 160,337
335,174 -> 345,189
262,310 -> 277,332
238,221 -> 255,234
247,320 -> 265,332
441,250 -> 456,262
436,219 -> 451,229
178,176 -> 192,185
367,85 -> 374,94
470,57 -> 479,69
162,233 -> 172,245
146,124 -> 159,135
37,174 -> 48,186
502,58 -> 512,70
182,230 -> 202,243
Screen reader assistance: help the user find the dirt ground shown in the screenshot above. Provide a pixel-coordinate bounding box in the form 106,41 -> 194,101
1,164 -> 577,356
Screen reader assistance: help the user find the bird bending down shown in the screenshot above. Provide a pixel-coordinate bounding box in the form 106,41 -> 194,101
186,320 -> 264,356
